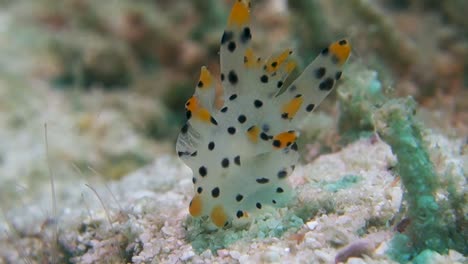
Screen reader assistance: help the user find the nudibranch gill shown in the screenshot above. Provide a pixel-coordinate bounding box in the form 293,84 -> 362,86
176,0 -> 350,228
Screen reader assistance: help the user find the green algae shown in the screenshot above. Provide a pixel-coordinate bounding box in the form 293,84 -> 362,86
320,175 -> 361,193
411,249 -> 443,264
293,196 -> 336,222
186,213 -> 303,254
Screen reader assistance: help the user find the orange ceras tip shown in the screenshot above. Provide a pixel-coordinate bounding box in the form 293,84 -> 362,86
329,39 -> 351,66
228,0 -> 250,27
189,195 -> 203,217
197,66 -> 213,89
210,205 -> 228,227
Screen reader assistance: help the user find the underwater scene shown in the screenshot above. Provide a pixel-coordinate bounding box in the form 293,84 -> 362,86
0,0 -> 466,263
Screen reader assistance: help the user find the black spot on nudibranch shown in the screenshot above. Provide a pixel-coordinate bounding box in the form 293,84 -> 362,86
319,78 -> 334,91
228,70 -> 238,85
254,100 -> 263,108
190,151 -> 197,157
321,47 -> 329,56
260,75 -> 268,83
240,27 -> 251,43
339,39 -> 347,45
271,61 -> 278,68
306,104 -> 315,112
229,94 -> 238,101
186,111 -> 192,119
211,187 -> 220,198
277,170 -> 287,179
221,106 -> 228,113
236,210 -> 244,218
256,202 -> 262,209
272,140 -> 281,147
256,178 -> 269,184
228,41 -> 236,52
197,81 -> 203,88
221,31 -> 233,45
260,132 -> 270,141
315,67 -> 326,79
192,177 -> 196,184
281,113 -> 289,119
291,142 -> 298,151
199,166 -> 207,177
208,142 -> 215,150
277,81 -> 283,88
234,155 -> 241,165
236,194 -> 243,202
335,71 -> 342,80
227,127 -> 236,134
272,200 -> 277,204
197,187 -> 203,194
237,115 -> 246,123
210,117 -> 218,125
221,158 -> 229,168
221,73 -> 225,81
276,187 -> 284,193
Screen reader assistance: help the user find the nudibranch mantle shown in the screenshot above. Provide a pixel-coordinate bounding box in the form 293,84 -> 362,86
176,0 -> 350,228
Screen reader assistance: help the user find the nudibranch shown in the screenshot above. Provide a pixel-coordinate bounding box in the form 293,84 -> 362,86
176,0 -> 350,228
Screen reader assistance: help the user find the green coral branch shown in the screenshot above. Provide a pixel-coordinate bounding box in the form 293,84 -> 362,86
336,64 -> 465,262
374,97 -> 466,262
373,98 -> 462,262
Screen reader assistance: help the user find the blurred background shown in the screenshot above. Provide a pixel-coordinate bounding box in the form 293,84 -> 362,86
0,0 -> 466,219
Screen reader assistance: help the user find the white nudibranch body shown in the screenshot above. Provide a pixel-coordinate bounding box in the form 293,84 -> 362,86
176,0 -> 351,228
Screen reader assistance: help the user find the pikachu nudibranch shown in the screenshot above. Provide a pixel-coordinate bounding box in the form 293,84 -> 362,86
176,0 -> 350,228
